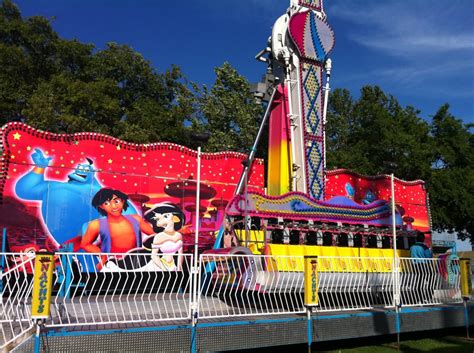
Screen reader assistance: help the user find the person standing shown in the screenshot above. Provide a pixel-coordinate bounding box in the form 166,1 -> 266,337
410,231 -> 433,304
410,232 -> 432,259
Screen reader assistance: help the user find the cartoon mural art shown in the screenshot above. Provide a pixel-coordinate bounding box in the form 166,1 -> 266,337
325,169 -> 431,236
14,147 -> 140,251
80,188 -> 155,269
143,203 -> 185,271
15,148 -> 100,249
0,122 -> 265,255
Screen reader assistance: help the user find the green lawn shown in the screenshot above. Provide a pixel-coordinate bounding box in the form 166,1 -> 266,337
319,336 -> 474,353
230,330 -> 474,353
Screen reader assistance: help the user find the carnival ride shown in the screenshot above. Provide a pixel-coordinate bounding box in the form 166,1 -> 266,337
210,0 -> 430,257
0,0 -> 431,287
0,3 -> 466,351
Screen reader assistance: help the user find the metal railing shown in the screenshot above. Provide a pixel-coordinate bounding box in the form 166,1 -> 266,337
0,251 -> 466,348
0,252 -> 36,350
197,255 -> 463,318
49,252 -> 193,327
316,256 -> 395,311
399,257 -> 462,306
198,254 -> 306,318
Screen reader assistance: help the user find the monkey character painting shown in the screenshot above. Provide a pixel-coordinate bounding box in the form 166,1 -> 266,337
144,203 -> 185,271
14,148 -> 135,248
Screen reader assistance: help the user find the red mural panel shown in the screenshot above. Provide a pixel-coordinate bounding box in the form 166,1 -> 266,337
326,169 -> 431,236
0,123 -> 264,254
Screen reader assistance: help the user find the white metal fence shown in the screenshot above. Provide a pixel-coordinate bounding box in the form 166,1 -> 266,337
49,252 -> 193,327
0,252 -> 466,349
0,252 -> 36,350
399,257 -> 462,306
316,256 -> 395,312
197,255 -> 463,318
198,255 -> 306,318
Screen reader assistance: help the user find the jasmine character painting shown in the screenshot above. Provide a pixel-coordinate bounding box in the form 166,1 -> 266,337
144,203 -> 185,271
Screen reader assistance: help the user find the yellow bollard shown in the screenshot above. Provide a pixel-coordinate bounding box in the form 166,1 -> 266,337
304,256 -> 318,306
460,258 -> 472,299
304,256 -> 318,353
31,253 -> 55,319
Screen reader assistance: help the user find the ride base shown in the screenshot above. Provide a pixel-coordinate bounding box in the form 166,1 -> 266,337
11,303 -> 474,352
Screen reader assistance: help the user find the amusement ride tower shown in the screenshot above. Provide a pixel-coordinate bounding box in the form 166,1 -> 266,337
262,0 -> 335,200
227,0 -> 430,250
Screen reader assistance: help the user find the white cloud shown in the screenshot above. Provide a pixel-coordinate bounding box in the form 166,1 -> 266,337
330,0 -> 474,55
328,0 -> 474,101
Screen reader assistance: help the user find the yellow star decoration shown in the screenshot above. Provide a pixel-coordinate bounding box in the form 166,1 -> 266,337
116,145 -> 121,151
108,159 -> 113,164
26,146 -> 31,151
13,132 -> 21,140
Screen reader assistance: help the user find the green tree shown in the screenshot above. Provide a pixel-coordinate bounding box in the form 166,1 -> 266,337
327,86 -> 433,180
197,62 -> 263,153
0,1 -> 196,144
429,104 -> 474,240
23,73 -> 121,134
326,86 -> 473,241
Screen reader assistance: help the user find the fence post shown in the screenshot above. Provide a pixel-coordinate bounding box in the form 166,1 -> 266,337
58,243 -> 73,299
390,174 -> 402,349
393,257 -> 401,350
31,252 -> 55,353
304,256 -> 318,352
0,228 -> 7,293
190,146 -> 202,353
460,258 -> 472,338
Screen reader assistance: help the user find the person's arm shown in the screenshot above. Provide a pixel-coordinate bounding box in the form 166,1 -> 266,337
232,233 -> 239,247
80,220 -> 101,253
134,215 -> 155,235
15,148 -> 51,200
80,220 -> 107,269
177,246 -> 184,271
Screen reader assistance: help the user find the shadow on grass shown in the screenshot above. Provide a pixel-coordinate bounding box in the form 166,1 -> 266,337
225,327 -> 474,353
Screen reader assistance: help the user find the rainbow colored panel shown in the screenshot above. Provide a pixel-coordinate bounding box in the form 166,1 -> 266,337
267,86 -> 291,195
227,191 -> 395,226
325,169 -> 430,233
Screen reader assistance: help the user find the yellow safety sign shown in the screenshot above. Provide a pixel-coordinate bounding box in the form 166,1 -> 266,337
304,256 -> 318,306
460,259 -> 472,299
31,253 -> 55,319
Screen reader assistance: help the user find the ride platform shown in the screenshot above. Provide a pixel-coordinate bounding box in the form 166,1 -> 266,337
11,303 -> 474,352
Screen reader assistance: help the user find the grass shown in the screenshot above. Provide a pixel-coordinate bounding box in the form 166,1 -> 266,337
230,328 -> 474,353
320,335 -> 474,352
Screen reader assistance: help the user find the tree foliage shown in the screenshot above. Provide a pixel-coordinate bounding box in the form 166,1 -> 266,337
0,1 -> 262,151
0,1 -> 195,145
196,62 -> 263,153
327,86 -> 474,241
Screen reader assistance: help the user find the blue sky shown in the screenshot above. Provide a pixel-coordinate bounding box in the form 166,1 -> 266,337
14,0 -> 474,123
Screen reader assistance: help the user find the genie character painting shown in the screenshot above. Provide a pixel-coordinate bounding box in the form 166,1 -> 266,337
14,148 -> 136,248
